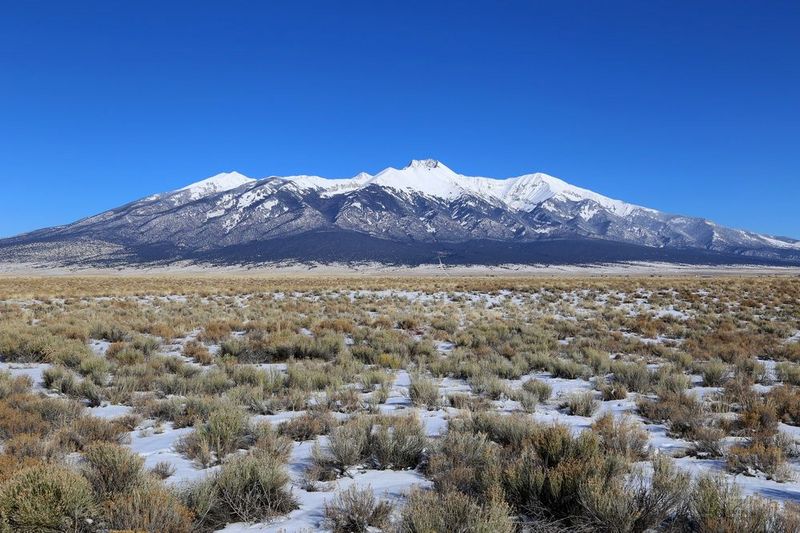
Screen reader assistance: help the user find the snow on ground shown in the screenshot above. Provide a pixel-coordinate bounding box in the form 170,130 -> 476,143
127,423 -> 216,486
87,403 -> 132,419
0,361 -> 50,389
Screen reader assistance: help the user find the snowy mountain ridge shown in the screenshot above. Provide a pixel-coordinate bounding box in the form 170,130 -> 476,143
1,159 -> 798,267
177,159 -> 650,218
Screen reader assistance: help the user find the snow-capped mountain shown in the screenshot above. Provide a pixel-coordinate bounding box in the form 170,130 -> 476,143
1,159 -> 798,266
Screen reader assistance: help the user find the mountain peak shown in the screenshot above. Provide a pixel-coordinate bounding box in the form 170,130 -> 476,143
405,159 -> 442,170
3,160 -> 799,267
178,171 -> 255,200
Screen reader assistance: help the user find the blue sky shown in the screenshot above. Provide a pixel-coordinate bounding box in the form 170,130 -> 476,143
1,1 -> 798,238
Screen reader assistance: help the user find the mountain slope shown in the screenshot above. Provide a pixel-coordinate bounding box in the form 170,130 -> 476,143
1,160 -> 798,266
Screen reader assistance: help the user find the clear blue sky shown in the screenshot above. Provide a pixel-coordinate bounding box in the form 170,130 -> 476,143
1,1 -> 798,238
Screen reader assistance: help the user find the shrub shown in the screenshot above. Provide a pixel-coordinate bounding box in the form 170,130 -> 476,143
359,369 -> 390,391
775,362 -> 800,385
578,455 -> 689,532
522,378 -> 552,401
687,474 -> 798,532
516,391 -> 539,412
0,372 -> 31,399
252,423 -> 293,462
279,409 -> 337,441
769,385 -> 800,426
461,411 -> 538,450
398,488 -> 514,533
82,441 -> 145,499
409,374 -> 439,409
187,449 -> 296,530
200,320 -> 232,342
426,428 -> 502,497
598,381 -> 628,401
726,440 -> 791,481
592,413 -> 650,460
53,415 -> 127,452
90,323 -> 128,342
103,479 -> 192,533
78,356 -> 110,385
503,424 -> 628,520
637,391 -> 704,439
177,405 -> 251,465
43,365 -> 78,393
611,361 -> 650,392
369,415 -> 427,469
691,425 -> 726,458
549,358 -> 587,380
317,417 -> 371,475
561,391 -> 599,417
0,456 -> 41,485
469,374 -> 512,401
739,400 -> 779,438
0,464 -> 97,532
183,340 -> 213,365
723,373 -> 759,411
151,460 -> 177,479
323,486 -> 393,533
654,370 -> 691,396
701,359 -> 729,386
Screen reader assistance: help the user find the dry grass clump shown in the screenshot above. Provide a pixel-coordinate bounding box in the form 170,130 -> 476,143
323,485 -> 393,533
